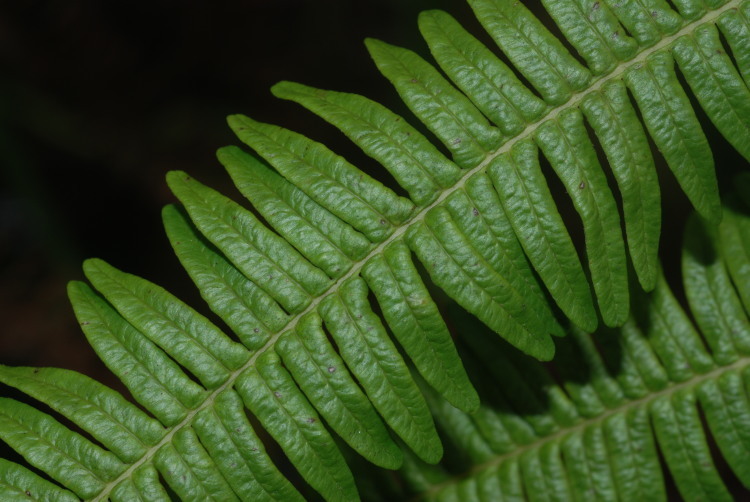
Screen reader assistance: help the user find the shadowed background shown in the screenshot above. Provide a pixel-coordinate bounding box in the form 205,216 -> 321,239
0,0 -> 483,383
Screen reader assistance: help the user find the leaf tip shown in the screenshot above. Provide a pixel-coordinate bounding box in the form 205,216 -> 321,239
364,37 -> 388,55
378,444 -> 405,470
535,338 -> 556,362
66,279 -> 86,295
460,387 -> 481,414
226,113 -> 250,132
215,144 -> 239,163
417,8 -> 447,26
82,257 -> 108,276
270,80 -> 299,98
419,438 -> 444,465
165,169 -> 187,184
160,203 -> 184,227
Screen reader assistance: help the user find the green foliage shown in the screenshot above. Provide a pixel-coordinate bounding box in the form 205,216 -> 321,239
2,0 -> 750,500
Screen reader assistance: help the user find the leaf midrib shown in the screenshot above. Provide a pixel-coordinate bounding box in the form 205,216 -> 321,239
92,3 -> 740,499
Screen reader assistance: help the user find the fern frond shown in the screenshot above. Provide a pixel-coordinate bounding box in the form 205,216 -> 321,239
2,0 -> 750,500
392,205 -> 750,501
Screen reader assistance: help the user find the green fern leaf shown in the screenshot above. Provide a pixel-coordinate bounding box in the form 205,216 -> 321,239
717,5 -> 750,85
3,0 -> 750,500
395,201 -> 750,502
228,114 -> 414,241
674,24 -> 750,161
488,140 -> 598,332
534,109 -> 629,327
319,277 -> 443,464
270,81 -> 463,206
418,9 -> 548,137
719,196 -> 750,309
625,51 -> 721,224
365,38 -> 504,168
275,313 -> 403,469
191,389 -> 304,501
154,427 -> 239,501
361,240 -> 480,412
109,463 -> 169,502
162,204 -> 290,350
236,351 -> 359,502
0,366 -> 164,463
467,0 -> 592,104
68,280 -> 207,423
83,258 -> 250,385
580,79 -> 660,291
0,399 -> 126,499
0,459 -> 79,502
683,213 -> 750,363
219,146 -> 372,276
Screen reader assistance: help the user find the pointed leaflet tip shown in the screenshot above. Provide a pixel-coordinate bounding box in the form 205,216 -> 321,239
67,280 -> 91,305
417,9 -> 452,32
364,37 -> 389,58
215,144 -> 244,165
226,113 -> 249,134
82,257 -> 109,279
161,203 -> 179,222
216,144 -> 265,168
270,80 -> 302,99
532,335 -> 556,362
161,204 -> 191,241
165,169 -> 191,190
271,81 -> 332,104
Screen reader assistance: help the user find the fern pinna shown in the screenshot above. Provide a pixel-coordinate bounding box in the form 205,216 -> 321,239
2,0 -> 750,500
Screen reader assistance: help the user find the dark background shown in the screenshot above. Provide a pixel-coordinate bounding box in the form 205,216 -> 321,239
0,0 -> 483,384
